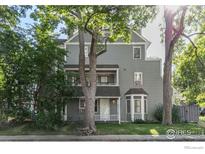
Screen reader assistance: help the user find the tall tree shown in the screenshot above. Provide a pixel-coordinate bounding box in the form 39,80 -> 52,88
33,6 -> 157,133
173,34 -> 205,105
162,5 -> 205,125
163,6 -> 187,125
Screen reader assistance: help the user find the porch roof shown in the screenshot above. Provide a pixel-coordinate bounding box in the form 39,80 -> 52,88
125,88 -> 148,95
64,64 -> 119,69
74,86 -> 121,97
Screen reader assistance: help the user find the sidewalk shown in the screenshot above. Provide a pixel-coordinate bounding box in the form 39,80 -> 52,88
0,135 -> 205,141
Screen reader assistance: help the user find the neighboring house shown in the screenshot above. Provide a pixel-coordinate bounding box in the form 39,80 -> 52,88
63,31 -> 163,123
172,88 -> 185,105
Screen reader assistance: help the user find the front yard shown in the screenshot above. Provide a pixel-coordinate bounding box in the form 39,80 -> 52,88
0,122 -> 204,135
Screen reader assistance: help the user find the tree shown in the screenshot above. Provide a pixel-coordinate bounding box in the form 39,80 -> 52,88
162,6 -> 187,125
0,12 -> 76,126
162,5 -> 205,125
33,6 -> 157,133
173,35 -> 205,106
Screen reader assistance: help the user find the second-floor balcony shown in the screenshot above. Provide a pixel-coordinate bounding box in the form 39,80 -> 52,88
64,64 -> 119,86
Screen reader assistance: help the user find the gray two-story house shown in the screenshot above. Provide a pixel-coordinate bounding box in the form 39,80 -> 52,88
63,31 -> 163,123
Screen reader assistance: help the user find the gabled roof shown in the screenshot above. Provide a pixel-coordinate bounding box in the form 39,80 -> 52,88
65,31 -> 151,49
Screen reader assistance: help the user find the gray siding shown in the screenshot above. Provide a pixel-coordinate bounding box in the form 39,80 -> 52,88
65,33 -> 163,121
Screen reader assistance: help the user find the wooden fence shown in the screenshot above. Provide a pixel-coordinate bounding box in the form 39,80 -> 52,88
178,104 -> 200,122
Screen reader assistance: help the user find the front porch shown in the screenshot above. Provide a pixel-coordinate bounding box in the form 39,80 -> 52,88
94,98 -> 120,122
63,86 -> 121,123
63,97 -> 121,123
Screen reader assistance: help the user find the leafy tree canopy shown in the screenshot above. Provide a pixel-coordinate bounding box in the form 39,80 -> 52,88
173,34 -> 205,106
31,5 -> 157,42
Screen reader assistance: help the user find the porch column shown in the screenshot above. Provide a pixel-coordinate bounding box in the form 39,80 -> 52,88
141,95 -> 145,120
131,95 -> 134,122
63,104 -> 68,121
117,97 -> 121,124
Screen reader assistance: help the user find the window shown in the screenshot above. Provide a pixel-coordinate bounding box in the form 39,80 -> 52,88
95,99 -> 99,113
134,72 -> 143,86
133,46 -> 141,59
79,99 -> 85,112
127,99 -> 130,113
144,96 -> 147,113
84,46 -> 89,57
134,99 -> 141,113
101,76 -> 108,83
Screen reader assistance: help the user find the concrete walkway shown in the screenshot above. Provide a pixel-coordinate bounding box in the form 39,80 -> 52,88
0,135 -> 205,141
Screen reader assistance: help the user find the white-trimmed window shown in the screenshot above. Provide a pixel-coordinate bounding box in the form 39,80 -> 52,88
79,99 -> 85,112
134,96 -> 141,113
101,76 -> 108,83
84,46 -> 89,57
133,46 -> 141,59
134,72 -> 143,86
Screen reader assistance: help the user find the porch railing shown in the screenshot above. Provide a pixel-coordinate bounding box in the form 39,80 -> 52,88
95,114 -> 119,121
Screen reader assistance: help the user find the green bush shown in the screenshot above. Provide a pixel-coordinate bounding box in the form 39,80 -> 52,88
134,119 -> 146,124
133,119 -> 160,124
35,110 -> 63,130
153,104 -> 180,123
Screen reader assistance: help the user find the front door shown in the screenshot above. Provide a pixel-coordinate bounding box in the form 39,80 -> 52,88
100,99 -> 110,121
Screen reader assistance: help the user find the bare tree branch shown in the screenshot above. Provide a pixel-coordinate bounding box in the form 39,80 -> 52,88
171,6 -> 187,44
172,5 -> 188,17
96,37 -> 108,57
84,13 -> 96,36
182,33 -> 205,69
188,32 -> 205,37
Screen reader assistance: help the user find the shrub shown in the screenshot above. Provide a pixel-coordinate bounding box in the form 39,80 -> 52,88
153,105 -> 163,122
35,110 -> 63,130
133,119 -> 160,124
134,119 -> 146,124
153,104 -> 180,123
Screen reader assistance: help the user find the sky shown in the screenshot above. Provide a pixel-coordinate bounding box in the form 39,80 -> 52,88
142,6 -> 165,65
20,6 -> 165,65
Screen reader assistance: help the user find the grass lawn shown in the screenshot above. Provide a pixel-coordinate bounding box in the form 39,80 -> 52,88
199,116 -> 205,122
0,122 -> 204,135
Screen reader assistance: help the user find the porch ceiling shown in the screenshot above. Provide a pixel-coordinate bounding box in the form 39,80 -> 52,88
74,86 -> 120,97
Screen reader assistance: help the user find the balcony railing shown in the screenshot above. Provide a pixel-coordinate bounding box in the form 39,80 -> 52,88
97,82 -> 116,86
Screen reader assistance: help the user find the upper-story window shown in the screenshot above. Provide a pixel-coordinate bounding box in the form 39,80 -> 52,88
134,72 -> 143,86
133,46 -> 141,59
85,46 -> 89,57
100,76 -> 108,83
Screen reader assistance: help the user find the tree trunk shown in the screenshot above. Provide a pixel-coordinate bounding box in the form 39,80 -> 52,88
84,33 -> 97,132
78,29 -> 97,134
162,7 -> 187,125
162,9 -> 174,125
